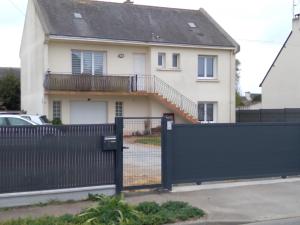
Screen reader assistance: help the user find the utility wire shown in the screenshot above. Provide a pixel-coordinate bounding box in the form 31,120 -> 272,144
7,0 -> 25,16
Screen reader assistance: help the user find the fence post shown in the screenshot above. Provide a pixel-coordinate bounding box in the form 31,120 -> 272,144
115,117 -> 124,194
161,117 -> 173,191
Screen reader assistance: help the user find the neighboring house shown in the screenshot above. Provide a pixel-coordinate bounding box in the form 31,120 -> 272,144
260,14 -> 300,109
237,92 -> 262,110
0,67 -> 20,110
20,0 -> 239,124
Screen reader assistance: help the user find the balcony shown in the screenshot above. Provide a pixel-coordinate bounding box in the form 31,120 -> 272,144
44,73 -> 132,92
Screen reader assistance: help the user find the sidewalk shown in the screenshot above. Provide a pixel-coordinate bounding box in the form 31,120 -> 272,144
0,178 -> 300,224
126,177 -> 300,224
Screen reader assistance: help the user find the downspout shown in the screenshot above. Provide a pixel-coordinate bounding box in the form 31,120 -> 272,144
229,50 -> 234,123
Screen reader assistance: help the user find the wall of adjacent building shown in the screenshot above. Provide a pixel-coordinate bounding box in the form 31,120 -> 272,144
20,0 -> 48,115
262,17 -> 300,109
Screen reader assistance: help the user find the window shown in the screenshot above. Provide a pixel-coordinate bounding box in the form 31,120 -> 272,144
198,102 -> 216,122
0,118 -> 8,126
53,101 -> 61,119
72,50 -> 107,75
198,56 -> 216,78
158,53 -> 166,68
7,118 -> 32,126
172,53 -> 180,68
115,101 -> 123,117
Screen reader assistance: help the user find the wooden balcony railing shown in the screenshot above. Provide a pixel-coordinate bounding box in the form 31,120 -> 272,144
44,73 -> 132,92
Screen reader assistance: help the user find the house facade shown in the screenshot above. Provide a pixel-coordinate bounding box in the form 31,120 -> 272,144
260,15 -> 300,109
21,0 -> 239,124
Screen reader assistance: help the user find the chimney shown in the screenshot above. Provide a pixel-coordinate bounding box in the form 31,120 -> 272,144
124,0 -> 134,4
292,13 -> 300,31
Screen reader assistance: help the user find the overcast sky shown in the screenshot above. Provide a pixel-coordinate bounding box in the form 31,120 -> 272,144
0,0 -> 298,93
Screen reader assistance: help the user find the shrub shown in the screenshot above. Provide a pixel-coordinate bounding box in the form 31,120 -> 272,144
52,118 -> 62,125
136,202 -> 161,214
78,195 -> 142,225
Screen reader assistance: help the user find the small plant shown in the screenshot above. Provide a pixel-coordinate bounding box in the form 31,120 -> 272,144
136,201 -> 161,214
78,195 -> 141,225
52,118 -> 62,125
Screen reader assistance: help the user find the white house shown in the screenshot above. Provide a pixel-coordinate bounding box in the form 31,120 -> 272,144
260,14 -> 300,109
20,0 -> 239,124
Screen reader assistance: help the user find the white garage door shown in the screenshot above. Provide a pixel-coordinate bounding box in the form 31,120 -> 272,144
70,101 -> 107,124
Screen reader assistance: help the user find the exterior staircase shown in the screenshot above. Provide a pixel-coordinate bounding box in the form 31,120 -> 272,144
133,75 -> 199,123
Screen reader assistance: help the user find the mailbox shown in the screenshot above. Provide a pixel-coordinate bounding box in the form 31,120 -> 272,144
102,136 -> 117,151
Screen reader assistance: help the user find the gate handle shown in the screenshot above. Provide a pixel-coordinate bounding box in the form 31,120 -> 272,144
123,146 -> 129,150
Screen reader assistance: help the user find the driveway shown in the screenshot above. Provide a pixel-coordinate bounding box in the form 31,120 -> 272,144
123,139 -> 161,187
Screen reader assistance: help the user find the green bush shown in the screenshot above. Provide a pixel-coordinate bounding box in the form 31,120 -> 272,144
78,195 -> 141,225
52,118 -> 62,125
135,202 -> 161,214
0,196 -> 205,225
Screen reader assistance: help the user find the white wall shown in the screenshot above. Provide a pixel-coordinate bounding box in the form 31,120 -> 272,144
47,95 -> 188,124
48,41 -> 150,75
20,0 -> 47,115
262,17 -> 300,109
47,40 -> 236,123
150,47 -> 236,122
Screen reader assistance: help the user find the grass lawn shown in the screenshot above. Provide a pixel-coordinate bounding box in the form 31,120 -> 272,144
134,136 -> 161,146
0,196 -> 205,225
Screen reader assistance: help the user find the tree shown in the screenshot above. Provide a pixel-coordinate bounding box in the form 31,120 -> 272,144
0,71 -> 20,110
235,59 -> 244,107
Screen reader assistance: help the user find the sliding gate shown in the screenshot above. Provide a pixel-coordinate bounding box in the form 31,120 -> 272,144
115,117 -> 167,191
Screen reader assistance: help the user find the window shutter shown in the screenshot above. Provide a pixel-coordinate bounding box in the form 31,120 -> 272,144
206,103 -> 214,121
94,52 -> 105,75
198,103 -> 205,121
83,51 -> 93,74
206,57 -> 214,77
198,56 -> 205,77
173,54 -> 179,68
72,51 -> 81,75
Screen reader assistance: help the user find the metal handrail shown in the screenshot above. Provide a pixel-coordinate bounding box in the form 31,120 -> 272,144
134,75 -> 198,119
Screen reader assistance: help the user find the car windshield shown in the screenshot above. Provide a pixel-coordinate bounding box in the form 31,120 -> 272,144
40,116 -> 50,123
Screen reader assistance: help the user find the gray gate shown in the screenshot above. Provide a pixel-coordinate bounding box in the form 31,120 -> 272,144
163,122 -> 300,190
115,117 -> 166,191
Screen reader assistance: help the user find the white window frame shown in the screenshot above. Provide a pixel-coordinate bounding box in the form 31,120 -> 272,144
53,101 -> 61,119
172,53 -> 180,69
158,53 -> 166,68
72,50 -> 107,75
197,55 -> 217,79
115,101 -> 123,117
198,102 -> 217,123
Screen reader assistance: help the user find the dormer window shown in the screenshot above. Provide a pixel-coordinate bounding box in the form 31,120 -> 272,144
188,22 -> 197,28
74,12 -> 82,19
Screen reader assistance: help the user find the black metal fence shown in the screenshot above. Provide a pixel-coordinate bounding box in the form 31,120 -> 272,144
0,124 -> 116,194
164,122 -> 300,190
236,108 -> 300,122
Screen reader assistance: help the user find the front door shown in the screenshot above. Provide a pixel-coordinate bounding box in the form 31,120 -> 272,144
133,54 -> 146,91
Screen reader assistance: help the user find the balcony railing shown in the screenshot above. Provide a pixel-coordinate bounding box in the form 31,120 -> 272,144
44,73 -> 132,92
44,73 -> 198,120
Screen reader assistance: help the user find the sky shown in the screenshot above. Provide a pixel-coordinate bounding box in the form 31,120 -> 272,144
0,0 -> 299,93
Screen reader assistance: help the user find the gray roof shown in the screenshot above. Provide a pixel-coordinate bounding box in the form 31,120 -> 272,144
35,0 -> 239,50
0,67 -> 20,79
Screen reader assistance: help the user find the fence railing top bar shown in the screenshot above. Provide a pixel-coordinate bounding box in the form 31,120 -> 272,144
173,121 -> 300,128
122,117 -> 163,120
